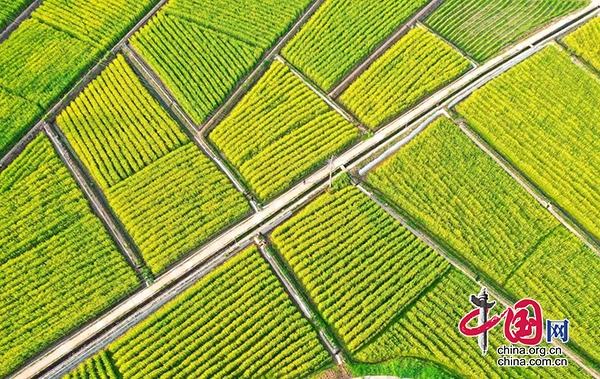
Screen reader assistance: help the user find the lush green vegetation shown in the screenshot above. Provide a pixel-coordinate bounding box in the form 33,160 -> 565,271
564,17 -> 600,71
57,55 -> 250,274
0,135 -> 138,378
339,27 -> 471,129
282,0 -> 429,90
425,0 -> 587,61
0,0 -> 33,31
66,246 -> 330,378
64,351 -> 121,379
367,117 -> 600,364
131,13 -> 262,125
0,0 -> 157,154
349,358 -> 459,379
165,0 -> 312,50
457,46 -> 600,245
357,269 -> 588,379
271,185 -> 450,352
131,0 -> 312,126
209,61 -> 359,202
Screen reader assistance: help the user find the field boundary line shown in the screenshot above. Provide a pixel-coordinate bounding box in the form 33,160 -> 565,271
0,0 -> 43,42
355,183 -> 600,379
37,243 -> 250,379
416,21 -> 479,68
24,164 -> 337,379
122,43 -> 260,212
275,54 -> 363,130
11,4 -> 600,377
200,0 -> 325,134
255,237 -> 344,365
328,0 -> 445,99
453,118 -> 600,258
43,122 -> 150,285
0,0 -> 169,162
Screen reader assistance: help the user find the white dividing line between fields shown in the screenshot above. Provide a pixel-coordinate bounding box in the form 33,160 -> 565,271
356,184 -> 600,379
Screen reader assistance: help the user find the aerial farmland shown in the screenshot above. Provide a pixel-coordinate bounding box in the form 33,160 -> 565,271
1,0 -> 600,378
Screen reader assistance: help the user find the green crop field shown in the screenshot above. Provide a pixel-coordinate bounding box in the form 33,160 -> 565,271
0,0 -> 33,30
130,0 -> 311,125
357,269 -> 589,379
425,0 -> 587,62
367,117 -> 600,364
64,246 -> 330,379
339,26 -> 471,129
271,185 -> 451,352
456,45 -> 600,244
64,351 -> 120,379
0,0 -> 157,154
209,61 -> 359,202
0,135 -> 138,378
564,17 -> 600,71
131,14 -> 262,126
282,0 -> 429,91
57,55 -> 250,274
165,0 -> 311,50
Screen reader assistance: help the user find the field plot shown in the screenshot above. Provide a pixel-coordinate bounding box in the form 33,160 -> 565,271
57,55 -> 250,274
131,0 -> 311,125
0,0 -> 157,154
0,135 -> 138,378
64,246 -> 330,379
64,351 -> 120,379
281,0 -> 429,91
357,269 -> 589,379
425,0 -> 587,62
0,0 -> 34,31
209,61 -> 359,202
456,45 -> 600,244
564,17 -> 600,71
271,185 -> 451,352
339,26 -> 471,129
367,117 -> 600,363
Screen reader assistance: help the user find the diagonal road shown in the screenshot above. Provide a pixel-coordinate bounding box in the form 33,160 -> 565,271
10,2 -> 600,378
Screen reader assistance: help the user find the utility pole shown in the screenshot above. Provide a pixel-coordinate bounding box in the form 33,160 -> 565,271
328,155 -> 335,188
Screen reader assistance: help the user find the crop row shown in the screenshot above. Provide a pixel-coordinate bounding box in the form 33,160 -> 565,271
563,17 -> 600,72
66,246 -> 330,378
165,0 -> 312,50
57,56 -> 250,274
357,269 -> 587,379
456,46 -> 600,246
425,0 -> 586,61
271,185 -> 450,352
0,136 -> 138,378
340,26 -> 471,129
64,351 -> 120,379
282,0 -> 429,91
0,0 -> 33,30
131,13 -> 262,125
367,116 -> 600,363
209,61 -> 359,202
0,0 -> 157,154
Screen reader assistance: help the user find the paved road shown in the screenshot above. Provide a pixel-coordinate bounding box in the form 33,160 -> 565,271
11,3 -> 600,378
355,185 -> 600,379
0,0 -> 43,42
329,0 -> 445,98
43,123 -> 148,284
